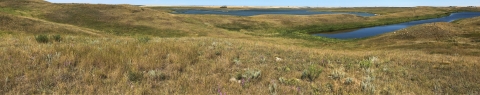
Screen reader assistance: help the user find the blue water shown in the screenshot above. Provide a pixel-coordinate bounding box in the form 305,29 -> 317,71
173,9 -> 376,17
314,12 -> 480,39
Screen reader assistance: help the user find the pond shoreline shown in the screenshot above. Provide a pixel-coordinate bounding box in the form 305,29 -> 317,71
313,12 -> 480,39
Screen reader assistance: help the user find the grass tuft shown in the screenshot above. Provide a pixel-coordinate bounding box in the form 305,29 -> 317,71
137,36 -> 151,43
359,59 -> 372,69
147,70 -> 168,81
344,77 -> 354,85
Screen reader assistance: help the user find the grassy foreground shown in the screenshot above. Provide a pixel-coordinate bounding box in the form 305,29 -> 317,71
1,0 -> 480,94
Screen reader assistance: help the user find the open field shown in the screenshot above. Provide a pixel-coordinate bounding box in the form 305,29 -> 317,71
1,0 -> 480,94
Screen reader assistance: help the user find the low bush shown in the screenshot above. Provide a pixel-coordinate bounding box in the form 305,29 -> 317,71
148,70 -> 168,81
35,34 -> 49,43
361,76 -> 376,94
127,71 -> 143,82
301,65 -> 322,81
330,69 -> 345,80
344,77 -> 354,85
52,34 -> 62,42
137,36 -> 151,43
359,60 -> 372,69
240,69 -> 261,80
278,77 -> 301,85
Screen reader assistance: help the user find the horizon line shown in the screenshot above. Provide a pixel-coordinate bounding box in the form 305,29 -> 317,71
50,3 -> 480,8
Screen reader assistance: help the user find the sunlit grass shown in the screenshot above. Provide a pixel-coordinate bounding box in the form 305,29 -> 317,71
1,0 -> 480,94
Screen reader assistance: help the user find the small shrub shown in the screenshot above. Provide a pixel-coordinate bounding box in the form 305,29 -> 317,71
359,60 -> 372,69
233,58 -> 241,65
326,83 -> 334,92
259,56 -> 266,63
236,69 -> 261,81
330,69 -> 345,80
361,76 -> 376,94
276,66 -> 291,72
52,34 -> 62,42
127,71 -> 143,82
365,68 -> 375,76
311,83 -> 322,94
148,70 -> 168,81
344,77 -> 354,85
35,34 -> 49,43
279,77 -> 301,85
269,82 -> 278,95
235,69 -> 261,87
369,56 -> 379,63
301,65 -> 322,81
137,36 -> 151,43
243,69 -> 261,80
345,62 -> 354,70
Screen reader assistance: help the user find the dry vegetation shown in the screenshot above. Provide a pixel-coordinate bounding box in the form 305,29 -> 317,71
1,0 -> 480,94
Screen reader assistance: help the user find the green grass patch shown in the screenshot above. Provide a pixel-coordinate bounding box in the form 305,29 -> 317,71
215,20 -> 271,31
0,7 -> 32,16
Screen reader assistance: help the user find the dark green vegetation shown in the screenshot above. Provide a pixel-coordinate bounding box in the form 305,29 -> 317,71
34,34 -> 49,43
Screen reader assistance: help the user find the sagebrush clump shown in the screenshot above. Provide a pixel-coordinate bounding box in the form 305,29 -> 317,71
137,36 -> 151,43
301,65 -> 323,81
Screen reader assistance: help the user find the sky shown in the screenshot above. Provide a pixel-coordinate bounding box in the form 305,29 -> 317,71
46,0 -> 480,7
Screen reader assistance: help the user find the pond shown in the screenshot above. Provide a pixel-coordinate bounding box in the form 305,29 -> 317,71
313,12 -> 480,39
172,9 -> 376,17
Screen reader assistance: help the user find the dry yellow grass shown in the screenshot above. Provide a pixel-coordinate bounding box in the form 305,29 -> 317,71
1,0 -> 480,94
1,33 -> 479,94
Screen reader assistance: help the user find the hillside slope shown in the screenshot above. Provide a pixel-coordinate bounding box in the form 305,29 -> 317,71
359,21 -> 480,56
1,0 -> 479,94
0,13 -> 103,36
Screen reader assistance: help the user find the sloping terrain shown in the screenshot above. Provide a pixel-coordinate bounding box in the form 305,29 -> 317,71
359,21 -> 480,56
0,13 -> 103,36
0,0 -> 479,94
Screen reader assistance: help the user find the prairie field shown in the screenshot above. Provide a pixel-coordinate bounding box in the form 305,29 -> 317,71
1,0 -> 480,94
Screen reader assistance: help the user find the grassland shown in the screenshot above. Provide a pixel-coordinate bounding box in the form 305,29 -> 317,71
1,0 -> 480,94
